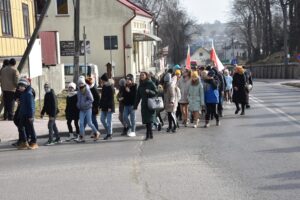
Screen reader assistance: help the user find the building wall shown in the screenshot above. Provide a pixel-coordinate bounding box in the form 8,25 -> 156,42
40,0 -> 136,78
40,0 -> 157,79
0,0 -> 35,58
191,48 -> 210,65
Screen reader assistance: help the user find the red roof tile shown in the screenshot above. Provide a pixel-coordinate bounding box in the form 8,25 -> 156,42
118,0 -> 153,18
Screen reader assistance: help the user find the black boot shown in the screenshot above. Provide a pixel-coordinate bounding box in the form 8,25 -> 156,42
121,127 -> 128,136
145,124 -> 150,140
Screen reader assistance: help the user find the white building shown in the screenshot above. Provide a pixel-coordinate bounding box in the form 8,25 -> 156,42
39,0 -> 161,79
190,47 -> 211,65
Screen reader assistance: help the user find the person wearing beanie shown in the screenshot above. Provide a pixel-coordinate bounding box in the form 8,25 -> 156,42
188,71 -> 205,128
99,73 -> 115,140
0,57 -> 19,120
76,77 -> 100,142
41,83 -> 61,145
117,78 -> 128,135
16,78 -> 37,150
85,77 -> 100,133
122,74 -> 137,137
232,66 -> 247,116
65,82 -> 80,141
203,70 -> 220,128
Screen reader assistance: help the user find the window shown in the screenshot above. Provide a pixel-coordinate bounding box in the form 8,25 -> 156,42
104,36 -> 118,50
57,0 -> 68,15
0,0 -> 13,35
22,3 -> 30,38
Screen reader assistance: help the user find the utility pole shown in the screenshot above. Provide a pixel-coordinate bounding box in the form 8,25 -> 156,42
83,26 -> 87,69
73,0 -> 80,83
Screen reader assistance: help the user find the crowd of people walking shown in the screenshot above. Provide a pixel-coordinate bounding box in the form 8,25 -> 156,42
0,59 -> 253,150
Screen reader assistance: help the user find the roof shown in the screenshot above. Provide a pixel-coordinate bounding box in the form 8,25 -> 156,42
118,0 -> 153,18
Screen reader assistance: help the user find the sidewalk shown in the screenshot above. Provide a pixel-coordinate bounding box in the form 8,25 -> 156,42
0,110 -> 144,142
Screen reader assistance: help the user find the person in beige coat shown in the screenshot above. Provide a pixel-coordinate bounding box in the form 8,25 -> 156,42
0,58 -> 19,120
164,73 -> 178,133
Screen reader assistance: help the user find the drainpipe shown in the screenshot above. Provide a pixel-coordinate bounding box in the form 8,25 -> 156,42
122,10 -> 136,76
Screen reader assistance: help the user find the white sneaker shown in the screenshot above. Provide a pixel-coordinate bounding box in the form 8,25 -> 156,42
66,134 -> 76,142
127,132 -> 136,137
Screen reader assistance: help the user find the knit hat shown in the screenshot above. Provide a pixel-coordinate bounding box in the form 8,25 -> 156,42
100,73 -> 109,82
119,78 -> 126,87
175,70 -> 181,76
78,77 -> 86,86
126,74 -> 134,82
191,71 -> 199,79
164,73 -> 172,83
18,78 -> 29,87
174,64 -> 181,69
68,82 -> 76,90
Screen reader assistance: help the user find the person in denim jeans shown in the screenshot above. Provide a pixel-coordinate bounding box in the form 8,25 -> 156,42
17,78 -> 38,150
99,73 -> 115,140
41,83 -> 61,145
76,78 -> 100,142
122,74 -> 137,137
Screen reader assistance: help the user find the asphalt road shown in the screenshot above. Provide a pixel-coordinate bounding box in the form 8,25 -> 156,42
0,80 -> 300,200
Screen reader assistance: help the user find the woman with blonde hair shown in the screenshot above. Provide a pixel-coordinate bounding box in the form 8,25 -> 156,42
188,71 -> 205,128
232,66 -> 247,115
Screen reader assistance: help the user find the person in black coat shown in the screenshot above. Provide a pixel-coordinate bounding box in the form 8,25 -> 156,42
99,73 -> 115,140
122,74 -> 137,137
212,67 -> 227,117
41,83 -> 60,145
232,66 -> 247,115
65,82 -> 79,141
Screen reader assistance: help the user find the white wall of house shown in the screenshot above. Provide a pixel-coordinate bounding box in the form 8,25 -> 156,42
40,0 -> 156,79
191,48 -> 211,65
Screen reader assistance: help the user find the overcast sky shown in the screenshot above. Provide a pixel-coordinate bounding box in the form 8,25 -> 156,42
181,0 -> 232,23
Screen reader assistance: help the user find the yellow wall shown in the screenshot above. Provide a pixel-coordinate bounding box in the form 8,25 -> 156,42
0,0 -> 35,57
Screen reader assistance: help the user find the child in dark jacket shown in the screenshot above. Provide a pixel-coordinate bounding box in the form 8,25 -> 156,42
65,82 -> 79,141
203,70 -> 220,128
17,78 -> 37,150
41,83 -> 61,145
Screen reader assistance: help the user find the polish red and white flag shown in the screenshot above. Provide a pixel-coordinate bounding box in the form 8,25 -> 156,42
210,41 -> 225,71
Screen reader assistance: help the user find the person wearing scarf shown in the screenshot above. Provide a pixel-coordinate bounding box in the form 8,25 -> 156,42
65,82 -> 80,141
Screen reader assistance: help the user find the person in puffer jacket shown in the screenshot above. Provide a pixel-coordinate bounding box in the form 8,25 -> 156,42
76,78 -> 100,142
202,70 -> 220,128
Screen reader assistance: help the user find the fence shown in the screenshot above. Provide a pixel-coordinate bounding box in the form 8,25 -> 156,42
247,63 -> 300,79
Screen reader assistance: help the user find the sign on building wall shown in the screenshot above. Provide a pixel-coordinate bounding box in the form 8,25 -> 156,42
60,41 -> 90,56
29,39 -> 43,78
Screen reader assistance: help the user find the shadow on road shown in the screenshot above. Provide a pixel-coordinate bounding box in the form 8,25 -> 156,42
258,183 -> 300,191
257,146 -> 300,154
257,131 -> 300,139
